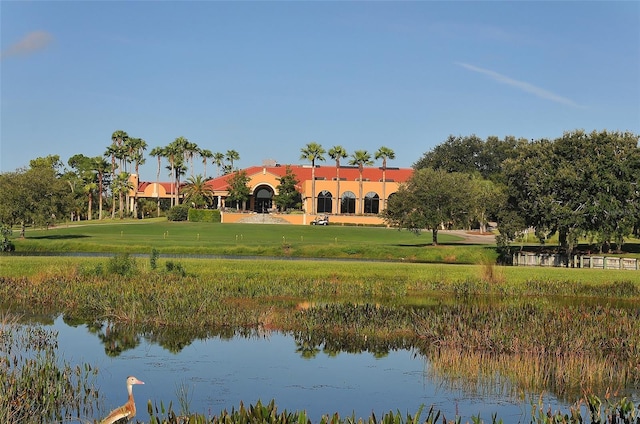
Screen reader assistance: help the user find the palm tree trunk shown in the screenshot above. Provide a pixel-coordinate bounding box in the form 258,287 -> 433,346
88,192 -> 93,220
358,165 -> 364,214
381,168 -> 386,213
311,164 -> 316,215
98,174 -> 103,220
335,173 -> 340,214
134,166 -> 140,218
111,175 -> 116,219
156,157 -> 161,217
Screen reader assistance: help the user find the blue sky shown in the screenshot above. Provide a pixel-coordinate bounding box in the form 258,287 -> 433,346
2,1 -> 639,182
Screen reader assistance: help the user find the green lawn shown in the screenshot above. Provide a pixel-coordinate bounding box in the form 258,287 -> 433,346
4,218 -> 639,285
7,218 -> 497,264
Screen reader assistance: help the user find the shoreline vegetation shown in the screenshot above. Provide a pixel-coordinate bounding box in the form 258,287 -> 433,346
1,221 -> 639,423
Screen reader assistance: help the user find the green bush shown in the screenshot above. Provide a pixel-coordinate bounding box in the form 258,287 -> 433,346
167,204 -> 190,221
106,253 -> 137,276
188,208 -> 221,223
150,248 -> 160,270
165,260 -> 187,277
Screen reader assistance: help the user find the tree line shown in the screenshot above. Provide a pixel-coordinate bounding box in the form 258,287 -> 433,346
103,131 -> 242,219
0,132 -> 396,235
1,129 -> 638,258
0,131 -> 243,242
383,130 -> 640,259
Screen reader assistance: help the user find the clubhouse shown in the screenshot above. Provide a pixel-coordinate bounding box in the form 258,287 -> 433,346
129,162 -> 413,225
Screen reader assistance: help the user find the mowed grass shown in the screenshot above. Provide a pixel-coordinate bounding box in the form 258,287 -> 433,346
7,218 -> 497,263
13,218 -> 455,249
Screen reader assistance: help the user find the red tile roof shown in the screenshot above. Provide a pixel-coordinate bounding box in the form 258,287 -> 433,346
204,164 -> 413,191
137,181 -> 180,194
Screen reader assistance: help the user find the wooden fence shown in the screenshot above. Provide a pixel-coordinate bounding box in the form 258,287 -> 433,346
512,252 -> 639,270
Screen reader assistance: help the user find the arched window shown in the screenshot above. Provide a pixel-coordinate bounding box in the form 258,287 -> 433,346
364,192 -> 380,214
384,191 -> 397,210
341,191 -> 356,214
317,190 -> 333,214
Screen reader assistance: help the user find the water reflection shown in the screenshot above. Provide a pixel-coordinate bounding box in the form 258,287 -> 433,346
10,296 -> 640,423
51,316 -> 531,422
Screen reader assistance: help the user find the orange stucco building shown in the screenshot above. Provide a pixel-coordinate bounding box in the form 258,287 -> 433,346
130,163 -> 413,225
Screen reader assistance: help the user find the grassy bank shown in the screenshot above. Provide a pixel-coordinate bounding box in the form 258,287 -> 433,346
3,255 -> 640,290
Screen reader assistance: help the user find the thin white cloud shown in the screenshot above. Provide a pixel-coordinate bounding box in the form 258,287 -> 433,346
1,31 -> 54,60
456,62 -> 583,108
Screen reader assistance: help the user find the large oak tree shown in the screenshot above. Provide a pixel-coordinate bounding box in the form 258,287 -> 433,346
383,168 -> 473,245
502,130 -> 640,254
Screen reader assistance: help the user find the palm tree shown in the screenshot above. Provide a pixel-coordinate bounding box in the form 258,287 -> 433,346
200,149 -> 213,179
171,159 -> 187,206
182,174 -> 215,208
83,180 -> 97,220
104,144 -> 120,219
111,130 -> 129,171
92,156 -> 110,220
225,149 -> 240,172
169,137 -> 189,206
162,143 -> 177,207
375,146 -> 395,212
183,141 -> 199,177
129,138 -> 147,176
328,145 -> 348,214
300,142 -> 326,215
112,172 -> 134,218
213,152 -> 225,176
149,146 -> 164,216
126,137 -> 147,217
348,150 -> 373,215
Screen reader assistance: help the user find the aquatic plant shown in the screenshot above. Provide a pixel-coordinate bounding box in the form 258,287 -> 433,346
0,314 -> 100,423
143,396 -> 639,424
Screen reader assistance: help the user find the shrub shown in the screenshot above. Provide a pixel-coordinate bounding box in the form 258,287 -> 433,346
165,261 -> 187,277
167,204 -> 190,221
150,248 -> 160,270
188,208 -> 221,223
106,253 -> 137,276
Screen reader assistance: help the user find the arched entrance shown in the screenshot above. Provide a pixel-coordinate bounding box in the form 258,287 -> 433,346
254,185 -> 274,213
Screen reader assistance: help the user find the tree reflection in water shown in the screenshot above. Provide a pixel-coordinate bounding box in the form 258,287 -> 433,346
18,299 -> 640,410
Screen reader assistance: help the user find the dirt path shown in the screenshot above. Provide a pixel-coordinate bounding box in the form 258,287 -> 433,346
443,230 -> 497,244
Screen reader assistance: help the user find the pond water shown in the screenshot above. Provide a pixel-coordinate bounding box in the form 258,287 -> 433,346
50,316 -> 566,423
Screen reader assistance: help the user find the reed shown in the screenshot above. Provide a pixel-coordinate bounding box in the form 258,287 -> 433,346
0,313 -> 100,423
144,396 -> 639,424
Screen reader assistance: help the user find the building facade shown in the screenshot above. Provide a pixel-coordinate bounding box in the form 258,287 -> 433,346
130,164 -> 413,225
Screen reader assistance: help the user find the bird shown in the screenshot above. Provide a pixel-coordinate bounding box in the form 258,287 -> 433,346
100,376 -> 145,424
